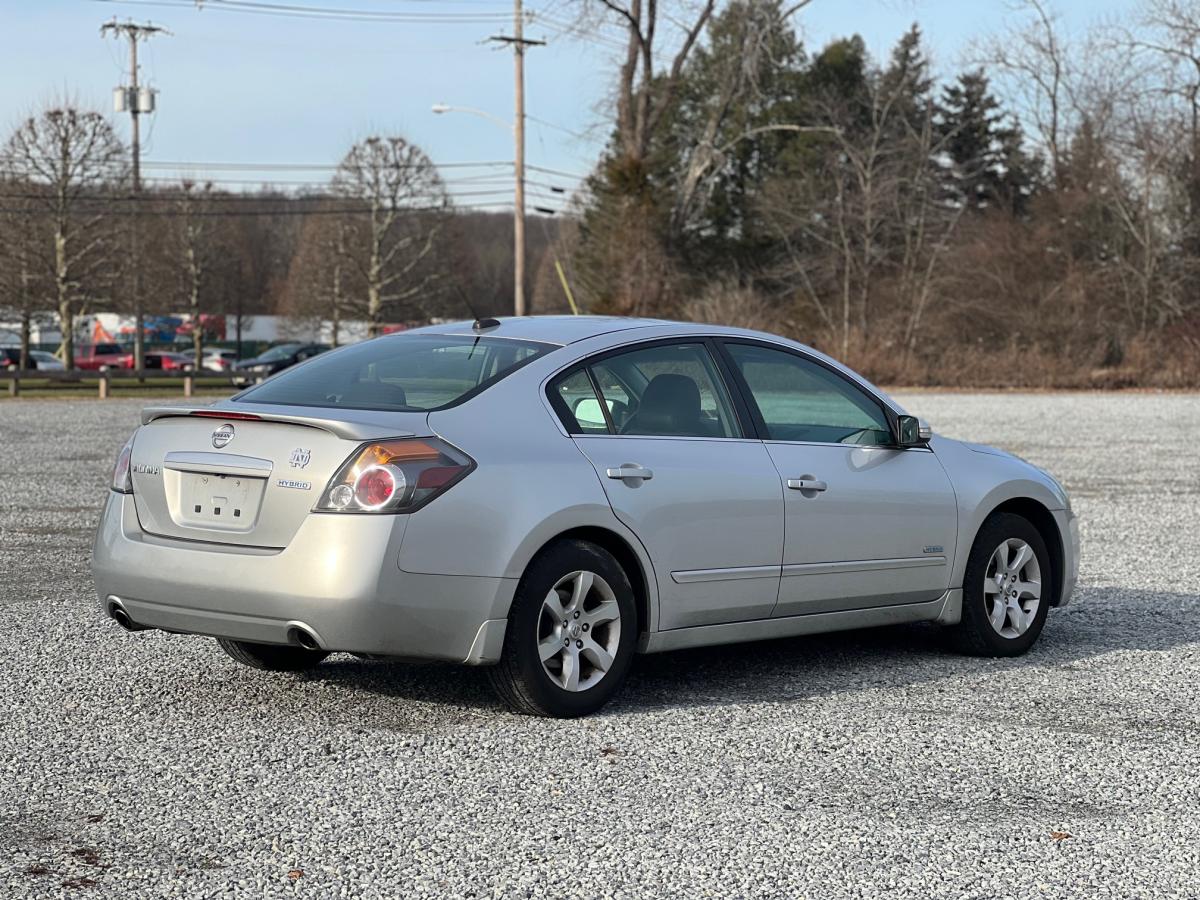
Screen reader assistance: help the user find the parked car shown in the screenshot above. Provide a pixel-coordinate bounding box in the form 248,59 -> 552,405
2,348 -> 64,370
115,351 -> 194,371
94,317 -> 1079,717
74,343 -> 128,370
232,342 -> 329,384
29,350 -> 65,371
201,348 -> 240,372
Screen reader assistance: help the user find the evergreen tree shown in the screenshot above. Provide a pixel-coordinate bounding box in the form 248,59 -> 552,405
937,69 -> 1037,214
881,24 -> 934,141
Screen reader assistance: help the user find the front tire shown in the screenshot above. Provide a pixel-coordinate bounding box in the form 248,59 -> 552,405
946,512 -> 1051,656
217,638 -> 329,672
487,539 -> 637,717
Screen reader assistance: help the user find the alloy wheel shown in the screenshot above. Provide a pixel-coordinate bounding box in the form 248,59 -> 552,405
984,538 -> 1042,639
537,570 -> 621,692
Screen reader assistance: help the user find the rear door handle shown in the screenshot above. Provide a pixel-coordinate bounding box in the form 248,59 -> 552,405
787,478 -> 827,492
606,464 -> 653,482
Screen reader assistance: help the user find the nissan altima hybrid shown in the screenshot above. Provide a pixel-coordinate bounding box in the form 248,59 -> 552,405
93,316 -> 1079,717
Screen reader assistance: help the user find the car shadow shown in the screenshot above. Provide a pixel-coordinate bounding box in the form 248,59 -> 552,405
294,586 -> 1200,722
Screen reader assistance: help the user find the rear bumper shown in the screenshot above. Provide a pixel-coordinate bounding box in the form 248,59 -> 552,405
92,491 -> 515,663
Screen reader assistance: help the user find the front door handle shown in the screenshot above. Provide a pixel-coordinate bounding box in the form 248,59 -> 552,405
787,478 -> 827,492
606,464 -> 654,482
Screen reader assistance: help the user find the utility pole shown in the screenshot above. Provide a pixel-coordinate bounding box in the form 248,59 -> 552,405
101,18 -> 168,374
488,3 -> 543,317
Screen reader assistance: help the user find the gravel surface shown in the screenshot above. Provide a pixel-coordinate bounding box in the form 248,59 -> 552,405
1,392 -> 1198,898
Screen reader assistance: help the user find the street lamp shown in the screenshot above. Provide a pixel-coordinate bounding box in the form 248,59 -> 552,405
433,102 -> 527,317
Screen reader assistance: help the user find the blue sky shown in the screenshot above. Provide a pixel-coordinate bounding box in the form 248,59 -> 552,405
0,0 -> 1134,209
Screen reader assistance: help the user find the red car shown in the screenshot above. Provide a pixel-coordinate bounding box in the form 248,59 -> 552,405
115,351 -> 195,371
74,343 -> 128,370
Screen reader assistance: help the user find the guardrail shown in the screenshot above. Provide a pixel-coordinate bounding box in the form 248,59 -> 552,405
0,368 -> 244,398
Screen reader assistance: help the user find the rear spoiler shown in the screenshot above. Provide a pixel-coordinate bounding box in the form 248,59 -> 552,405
141,405 -> 420,442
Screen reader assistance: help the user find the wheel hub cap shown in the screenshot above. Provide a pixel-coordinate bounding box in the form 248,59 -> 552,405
537,570 -> 621,693
984,537 -> 1042,639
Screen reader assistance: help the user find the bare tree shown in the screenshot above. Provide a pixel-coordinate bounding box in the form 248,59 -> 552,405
332,136 -> 448,336
667,0 -> 826,236
285,200 -> 350,345
763,79 -> 921,356
587,0 -> 718,173
1,105 -> 126,369
0,188 -> 44,369
976,0 -> 1068,182
170,181 -> 221,369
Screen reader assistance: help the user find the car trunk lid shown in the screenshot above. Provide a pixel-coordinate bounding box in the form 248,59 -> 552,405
130,405 -> 431,547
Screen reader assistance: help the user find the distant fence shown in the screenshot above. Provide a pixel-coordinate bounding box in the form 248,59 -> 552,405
0,369 -> 245,399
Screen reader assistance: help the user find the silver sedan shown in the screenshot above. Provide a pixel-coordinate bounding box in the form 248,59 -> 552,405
93,317 -> 1079,717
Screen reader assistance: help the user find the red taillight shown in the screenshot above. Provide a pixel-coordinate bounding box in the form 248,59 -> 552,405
316,438 -> 473,514
354,466 -> 399,509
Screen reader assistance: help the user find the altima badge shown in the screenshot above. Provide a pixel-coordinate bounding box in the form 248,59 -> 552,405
289,448 -> 311,469
211,423 -> 235,449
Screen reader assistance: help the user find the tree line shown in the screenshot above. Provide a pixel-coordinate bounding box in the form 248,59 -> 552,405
563,0 -> 1200,387
3,0 -> 1200,386
0,120 -> 564,370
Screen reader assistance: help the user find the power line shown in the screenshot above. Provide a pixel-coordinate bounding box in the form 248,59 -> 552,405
0,199 -> 566,217
91,0 -> 513,24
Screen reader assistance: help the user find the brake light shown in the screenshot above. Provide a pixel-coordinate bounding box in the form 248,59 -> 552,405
111,431 -> 136,493
316,438 -> 473,514
189,410 -> 262,420
354,465 -> 401,508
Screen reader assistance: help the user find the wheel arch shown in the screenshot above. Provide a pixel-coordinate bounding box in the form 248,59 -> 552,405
979,497 -> 1066,606
521,525 -> 656,638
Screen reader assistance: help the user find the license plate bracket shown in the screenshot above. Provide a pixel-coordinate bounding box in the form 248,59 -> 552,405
171,470 -> 266,532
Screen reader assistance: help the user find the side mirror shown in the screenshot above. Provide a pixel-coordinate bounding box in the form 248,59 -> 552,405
573,396 -> 608,429
894,415 -> 930,447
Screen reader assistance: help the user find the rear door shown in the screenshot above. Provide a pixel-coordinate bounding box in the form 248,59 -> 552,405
552,340 -> 784,630
717,340 -> 958,617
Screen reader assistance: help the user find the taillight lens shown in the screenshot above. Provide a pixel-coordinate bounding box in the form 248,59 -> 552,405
316,438 -> 473,514
111,431 -> 136,493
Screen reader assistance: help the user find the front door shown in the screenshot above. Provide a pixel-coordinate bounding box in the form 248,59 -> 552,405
718,340 -> 958,617
550,341 -> 784,630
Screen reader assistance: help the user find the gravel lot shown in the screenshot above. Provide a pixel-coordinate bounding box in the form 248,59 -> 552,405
1,392 -> 1198,898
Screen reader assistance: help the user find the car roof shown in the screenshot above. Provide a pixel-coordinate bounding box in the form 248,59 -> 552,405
405,315 -> 675,346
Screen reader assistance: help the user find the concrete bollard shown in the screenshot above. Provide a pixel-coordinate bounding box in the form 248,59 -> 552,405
98,371 -> 110,399
184,373 -> 194,398
8,373 -> 18,398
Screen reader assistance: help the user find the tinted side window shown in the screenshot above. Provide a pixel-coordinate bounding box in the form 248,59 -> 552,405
549,369 -> 610,434
592,343 -> 740,438
725,343 -> 892,445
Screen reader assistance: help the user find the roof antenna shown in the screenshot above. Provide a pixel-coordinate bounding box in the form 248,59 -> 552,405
453,285 -> 482,322
472,317 -> 502,331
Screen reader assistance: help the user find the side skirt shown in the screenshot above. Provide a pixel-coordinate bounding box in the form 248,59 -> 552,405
638,589 -> 962,654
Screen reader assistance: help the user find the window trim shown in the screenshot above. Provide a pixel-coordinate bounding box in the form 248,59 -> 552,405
544,337 -> 749,440
712,338 -> 904,448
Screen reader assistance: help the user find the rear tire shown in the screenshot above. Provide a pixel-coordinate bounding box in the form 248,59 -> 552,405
217,638 -> 329,672
487,539 -> 637,717
946,512 -> 1051,656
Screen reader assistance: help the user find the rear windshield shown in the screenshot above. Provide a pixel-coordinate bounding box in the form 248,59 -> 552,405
235,333 -> 555,412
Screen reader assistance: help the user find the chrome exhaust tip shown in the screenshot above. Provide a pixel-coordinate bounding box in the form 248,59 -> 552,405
107,598 -> 146,632
289,626 -> 321,651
